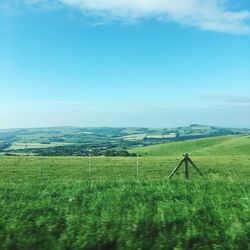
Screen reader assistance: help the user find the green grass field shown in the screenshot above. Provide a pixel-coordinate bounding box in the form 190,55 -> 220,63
0,151 -> 250,249
130,135 -> 250,156
0,156 -> 250,181
8,142 -> 73,150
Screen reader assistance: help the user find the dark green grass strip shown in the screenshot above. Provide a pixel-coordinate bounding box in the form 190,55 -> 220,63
0,179 -> 249,250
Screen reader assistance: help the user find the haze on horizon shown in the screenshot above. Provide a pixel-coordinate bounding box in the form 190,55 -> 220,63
0,0 -> 250,129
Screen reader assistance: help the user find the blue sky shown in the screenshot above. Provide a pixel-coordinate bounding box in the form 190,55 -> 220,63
0,0 -> 250,128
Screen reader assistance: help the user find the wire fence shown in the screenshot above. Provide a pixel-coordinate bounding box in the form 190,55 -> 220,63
0,156 -> 249,183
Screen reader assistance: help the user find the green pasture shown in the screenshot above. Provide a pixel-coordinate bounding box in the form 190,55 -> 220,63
0,154 -> 249,249
0,155 -> 249,182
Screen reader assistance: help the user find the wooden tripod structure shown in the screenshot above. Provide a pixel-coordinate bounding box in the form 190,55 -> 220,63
169,153 -> 203,180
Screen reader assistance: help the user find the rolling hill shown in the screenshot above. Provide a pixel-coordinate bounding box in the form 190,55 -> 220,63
130,135 -> 250,156
0,125 -> 249,156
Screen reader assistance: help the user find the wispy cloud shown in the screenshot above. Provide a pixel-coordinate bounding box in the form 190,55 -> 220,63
13,0 -> 250,34
30,100 -> 89,106
2,99 -> 250,128
206,94 -> 250,105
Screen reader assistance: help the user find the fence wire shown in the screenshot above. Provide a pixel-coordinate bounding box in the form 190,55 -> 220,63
0,156 -> 249,183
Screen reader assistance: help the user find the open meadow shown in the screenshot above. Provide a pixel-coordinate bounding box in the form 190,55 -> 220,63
0,154 -> 249,249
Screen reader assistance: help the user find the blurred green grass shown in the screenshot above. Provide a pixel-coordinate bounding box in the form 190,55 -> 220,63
0,156 -> 249,249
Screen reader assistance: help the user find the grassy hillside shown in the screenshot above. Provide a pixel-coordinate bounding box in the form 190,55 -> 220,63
130,135 -> 250,156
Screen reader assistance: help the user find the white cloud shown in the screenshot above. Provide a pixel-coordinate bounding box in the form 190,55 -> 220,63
19,0 -> 250,33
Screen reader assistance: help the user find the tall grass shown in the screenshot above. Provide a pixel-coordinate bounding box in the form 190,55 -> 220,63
0,156 -> 249,249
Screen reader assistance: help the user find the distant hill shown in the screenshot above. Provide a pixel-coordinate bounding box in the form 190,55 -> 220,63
0,125 -> 249,156
130,135 -> 250,156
